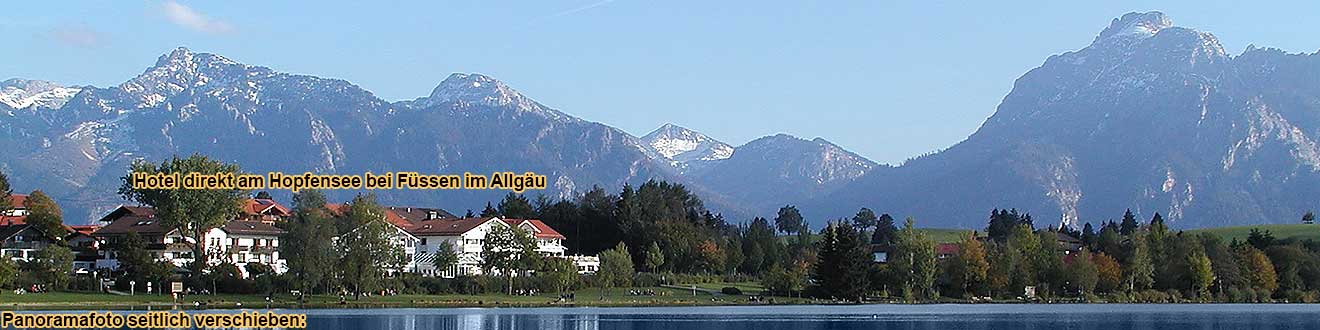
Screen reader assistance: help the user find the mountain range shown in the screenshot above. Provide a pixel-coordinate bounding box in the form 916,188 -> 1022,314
3,11 -> 1318,229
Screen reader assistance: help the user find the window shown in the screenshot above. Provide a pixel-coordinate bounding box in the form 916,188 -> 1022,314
420,238 -> 428,246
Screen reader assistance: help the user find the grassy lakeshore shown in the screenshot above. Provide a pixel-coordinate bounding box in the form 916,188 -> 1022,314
0,286 -> 814,310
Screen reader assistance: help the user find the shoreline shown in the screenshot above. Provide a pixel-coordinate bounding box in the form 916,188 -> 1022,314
2,295 -> 1291,311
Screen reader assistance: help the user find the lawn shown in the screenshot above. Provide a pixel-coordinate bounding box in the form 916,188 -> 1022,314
1186,224 -> 1320,242
681,282 -> 765,294
920,228 -> 974,243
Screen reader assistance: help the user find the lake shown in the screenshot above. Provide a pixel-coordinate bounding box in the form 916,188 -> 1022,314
12,304 -> 1319,329
295,304 -> 1320,330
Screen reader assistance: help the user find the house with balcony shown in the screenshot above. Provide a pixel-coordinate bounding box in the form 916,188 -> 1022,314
0,223 -> 58,262
93,201 -> 289,278
406,216 -> 571,278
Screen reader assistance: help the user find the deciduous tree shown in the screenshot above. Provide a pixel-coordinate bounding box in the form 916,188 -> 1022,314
22,190 -> 65,243
118,154 -> 246,282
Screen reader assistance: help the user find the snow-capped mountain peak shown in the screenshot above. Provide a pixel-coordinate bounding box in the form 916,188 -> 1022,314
0,78 -> 81,110
641,123 -> 733,160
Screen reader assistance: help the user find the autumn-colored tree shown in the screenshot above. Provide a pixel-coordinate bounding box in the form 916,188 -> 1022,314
1236,245 -> 1278,293
1093,252 -> 1122,294
953,233 -> 989,297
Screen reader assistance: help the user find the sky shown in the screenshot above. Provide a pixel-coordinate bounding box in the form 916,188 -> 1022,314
3,1 -> 1318,165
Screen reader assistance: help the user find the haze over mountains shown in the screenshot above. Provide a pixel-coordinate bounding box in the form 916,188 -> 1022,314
3,11 -> 1318,230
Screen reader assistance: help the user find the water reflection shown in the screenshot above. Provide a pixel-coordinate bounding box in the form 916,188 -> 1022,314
294,304 -> 1320,330
12,304 -> 1320,330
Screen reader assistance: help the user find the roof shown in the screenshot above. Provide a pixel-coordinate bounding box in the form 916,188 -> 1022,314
1054,231 -> 1082,244
68,225 -> 99,236
324,203 -> 412,229
386,206 -> 456,222
0,215 -> 25,226
93,206 -> 169,236
502,219 -> 565,239
7,194 -> 26,209
936,243 -> 960,255
407,217 -> 500,236
0,224 -> 32,241
221,220 -> 284,236
243,199 -> 292,217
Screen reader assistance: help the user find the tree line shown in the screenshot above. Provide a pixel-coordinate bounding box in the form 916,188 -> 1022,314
4,156 -> 1320,303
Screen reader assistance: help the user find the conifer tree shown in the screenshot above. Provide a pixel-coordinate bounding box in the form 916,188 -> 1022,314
1119,209 -> 1139,236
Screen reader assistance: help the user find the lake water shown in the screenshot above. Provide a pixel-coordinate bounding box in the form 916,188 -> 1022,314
295,304 -> 1320,330
13,304 -> 1320,329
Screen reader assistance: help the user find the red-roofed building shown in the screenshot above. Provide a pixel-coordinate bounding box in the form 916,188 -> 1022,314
93,205 -> 288,278
936,243 -> 960,259
2,194 -> 30,225
240,199 -> 293,224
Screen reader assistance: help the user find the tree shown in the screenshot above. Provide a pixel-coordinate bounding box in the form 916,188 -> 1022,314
643,242 -> 665,272
0,169 -> 11,215
694,240 -> 726,274
762,264 -> 806,296
113,232 -> 172,288
118,154 -> 246,282
1124,231 -> 1155,292
1096,225 -> 1123,260
892,217 -> 936,300
23,244 -> 73,290
871,213 -> 898,246
1119,209 -> 1139,235
337,194 -> 407,298
279,190 -> 337,294
810,221 -> 870,301
480,202 -> 499,217
597,243 -> 634,288
1236,245 -> 1278,293
987,209 -> 1031,242
1093,252 -> 1122,294
496,192 -> 536,219
538,257 -> 579,293
1246,228 -> 1276,250
774,205 -> 805,235
482,223 -> 538,294
432,241 -> 459,275
0,257 -> 16,289
1069,250 -> 1099,296
851,208 -> 878,232
1188,250 -> 1215,299
22,190 -> 66,243
254,191 -> 273,200
1080,222 -> 1096,250
952,233 -> 989,297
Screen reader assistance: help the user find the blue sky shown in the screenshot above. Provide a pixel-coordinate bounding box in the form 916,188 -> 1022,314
3,1 -> 1317,164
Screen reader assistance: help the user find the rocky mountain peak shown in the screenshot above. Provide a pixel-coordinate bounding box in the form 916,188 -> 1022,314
119,47 -> 256,108
422,73 -> 536,109
1094,11 -> 1173,45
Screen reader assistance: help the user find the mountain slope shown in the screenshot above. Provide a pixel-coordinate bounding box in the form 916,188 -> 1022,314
0,49 -> 672,222
697,134 -> 879,213
811,12 -> 1320,229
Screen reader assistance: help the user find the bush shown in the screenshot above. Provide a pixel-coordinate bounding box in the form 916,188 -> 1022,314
634,273 -> 663,287
721,287 -> 743,295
